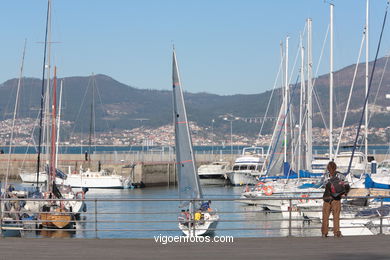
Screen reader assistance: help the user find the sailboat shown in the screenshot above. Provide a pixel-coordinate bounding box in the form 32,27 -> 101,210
172,49 -> 219,236
37,66 -> 74,229
62,74 -> 134,189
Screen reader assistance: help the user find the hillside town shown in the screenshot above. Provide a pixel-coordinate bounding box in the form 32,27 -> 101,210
1,117 -> 389,147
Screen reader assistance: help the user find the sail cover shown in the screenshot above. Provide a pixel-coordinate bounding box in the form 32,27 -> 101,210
172,50 -> 203,204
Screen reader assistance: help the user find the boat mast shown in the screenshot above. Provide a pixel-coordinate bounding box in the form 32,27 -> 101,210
44,0 -> 52,163
4,40 -> 26,194
55,79 -> 63,167
88,74 -> 95,167
298,34 -> 305,173
36,0 -> 51,187
365,0 -> 369,170
329,3 -> 334,161
306,18 -> 313,170
284,36 -> 289,164
49,66 -> 57,193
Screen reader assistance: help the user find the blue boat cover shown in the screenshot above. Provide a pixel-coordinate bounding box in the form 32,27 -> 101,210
364,174 -> 390,189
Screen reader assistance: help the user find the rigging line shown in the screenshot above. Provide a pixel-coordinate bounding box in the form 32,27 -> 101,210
265,74 -> 300,175
3,40 -> 26,195
347,1 -> 389,175
351,53 -> 390,156
287,37 -> 301,87
94,76 -> 113,139
64,75 -> 92,154
261,42 -> 286,171
36,0 -> 51,187
21,111 -> 41,169
369,51 -> 390,122
311,24 -> 330,131
256,53 -> 284,140
335,29 -> 366,158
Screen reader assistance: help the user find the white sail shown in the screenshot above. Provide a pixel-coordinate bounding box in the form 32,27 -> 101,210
172,50 -> 202,203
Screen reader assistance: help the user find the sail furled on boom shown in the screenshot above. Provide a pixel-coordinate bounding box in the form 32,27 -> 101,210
172,50 -> 203,203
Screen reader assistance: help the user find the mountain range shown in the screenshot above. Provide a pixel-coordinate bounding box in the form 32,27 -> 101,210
0,56 -> 390,137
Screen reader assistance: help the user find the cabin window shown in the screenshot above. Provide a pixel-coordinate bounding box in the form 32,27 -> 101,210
240,165 -> 248,170
233,165 -> 239,171
249,165 -> 256,170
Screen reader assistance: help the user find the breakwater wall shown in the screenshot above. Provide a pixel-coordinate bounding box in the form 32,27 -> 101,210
0,153 -> 233,186
0,153 -> 388,186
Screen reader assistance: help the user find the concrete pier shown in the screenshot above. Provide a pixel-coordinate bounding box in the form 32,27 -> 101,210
0,236 -> 389,260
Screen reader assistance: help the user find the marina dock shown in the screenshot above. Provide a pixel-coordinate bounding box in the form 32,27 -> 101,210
1,236 -> 389,260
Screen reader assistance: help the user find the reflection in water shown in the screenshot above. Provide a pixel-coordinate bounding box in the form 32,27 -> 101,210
39,229 -> 76,238
14,182 -> 321,238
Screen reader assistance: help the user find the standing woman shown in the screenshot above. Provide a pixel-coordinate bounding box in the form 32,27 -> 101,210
321,161 -> 349,238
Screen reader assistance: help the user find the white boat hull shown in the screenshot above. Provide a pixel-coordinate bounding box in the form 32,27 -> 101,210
179,213 -> 219,236
19,172 -> 63,184
227,172 -> 258,186
63,174 -> 130,189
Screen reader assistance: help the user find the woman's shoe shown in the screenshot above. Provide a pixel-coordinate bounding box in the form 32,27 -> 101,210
321,234 -> 328,238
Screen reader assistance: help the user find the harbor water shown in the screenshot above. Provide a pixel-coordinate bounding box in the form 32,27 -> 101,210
13,182 -> 321,239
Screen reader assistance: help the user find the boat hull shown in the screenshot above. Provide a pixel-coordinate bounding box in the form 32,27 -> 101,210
63,175 -> 129,189
227,172 -> 258,186
179,213 -> 219,236
39,208 -> 73,229
19,172 -> 63,184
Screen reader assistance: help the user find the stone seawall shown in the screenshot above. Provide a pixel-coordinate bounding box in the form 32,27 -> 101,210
0,153 -> 234,186
0,153 -> 387,186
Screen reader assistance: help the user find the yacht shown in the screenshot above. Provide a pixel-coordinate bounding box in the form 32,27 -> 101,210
226,147 -> 266,186
311,156 -> 330,174
335,151 -> 368,177
198,161 -> 229,185
63,167 -> 133,189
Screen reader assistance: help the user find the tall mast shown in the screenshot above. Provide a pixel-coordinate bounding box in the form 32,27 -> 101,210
36,0 -> 51,187
329,3 -> 334,161
284,36 -> 289,163
55,79 -> 63,167
44,0 -> 52,163
306,18 -> 313,170
365,0 -> 369,169
88,74 -> 95,167
4,40 -> 26,195
49,66 -> 57,193
298,34 -> 305,172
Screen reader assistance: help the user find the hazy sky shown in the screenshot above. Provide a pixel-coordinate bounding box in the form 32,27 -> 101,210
0,0 -> 389,95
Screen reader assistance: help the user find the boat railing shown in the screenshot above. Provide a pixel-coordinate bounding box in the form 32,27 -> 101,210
1,196 -> 390,238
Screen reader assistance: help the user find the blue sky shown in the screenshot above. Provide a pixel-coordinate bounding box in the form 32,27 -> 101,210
0,0 -> 389,95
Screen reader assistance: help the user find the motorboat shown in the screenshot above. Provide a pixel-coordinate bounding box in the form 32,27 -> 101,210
198,161 -> 229,185
226,147 -> 266,186
63,167 -> 133,189
311,156 -> 329,174
335,152 -> 368,177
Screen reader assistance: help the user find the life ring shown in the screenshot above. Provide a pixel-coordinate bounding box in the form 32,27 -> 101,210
263,185 -> 273,196
76,191 -> 85,200
299,194 -> 309,203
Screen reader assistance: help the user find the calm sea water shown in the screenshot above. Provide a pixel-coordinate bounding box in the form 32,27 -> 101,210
14,182 -> 320,239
